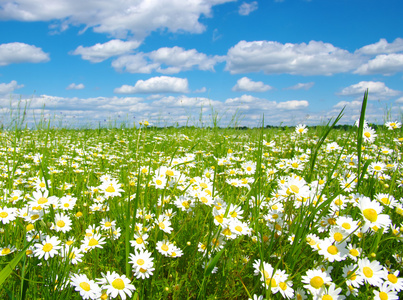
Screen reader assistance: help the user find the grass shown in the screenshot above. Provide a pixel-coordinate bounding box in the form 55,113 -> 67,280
0,94 -> 402,299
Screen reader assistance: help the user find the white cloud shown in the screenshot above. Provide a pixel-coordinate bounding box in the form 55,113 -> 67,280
149,46 -> 222,73
66,83 -> 85,90
338,81 -> 401,100
238,1 -> 258,16
276,100 -> 309,110
354,53 -> 403,75
0,0 -> 235,39
194,87 -> 207,93
0,80 -> 24,94
114,76 -> 189,94
112,46 -> 223,74
71,39 -> 141,63
225,40 -> 362,75
333,100 -> 362,110
112,53 -> 159,74
356,38 -> 403,55
232,77 -> 272,92
396,96 -> 403,104
0,42 -> 49,66
284,82 -> 314,90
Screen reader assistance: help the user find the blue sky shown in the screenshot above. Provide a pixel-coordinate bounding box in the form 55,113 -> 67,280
1,0 -> 403,127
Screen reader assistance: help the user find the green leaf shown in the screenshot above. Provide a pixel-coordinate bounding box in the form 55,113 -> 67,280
204,247 -> 225,276
0,243 -> 32,286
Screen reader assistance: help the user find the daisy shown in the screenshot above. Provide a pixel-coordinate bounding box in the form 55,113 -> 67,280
346,244 -> 362,261
52,213 -> 72,233
384,270 -> 403,292
295,124 -> 308,134
156,240 -> 173,256
155,215 -> 173,234
357,258 -> 386,287
100,218 -> 116,231
342,264 -> 364,288
99,179 -> 124,197
336,216 -> 359,235
359,196 -> 391,232
385,121 -> 402,130
33,235 -> 61,260
61,246 -> 83,265
318,238 -> 348,262
373,282 -> 399,300
0,245 -> 16,256
130,232 -> 149,251
70,273 -> 102,300
0,206 -> 18,224
129,249 -> 154,275
81,233 -> 106,252
98,271 -> 135,300
362,126 -> 377,143
317,283 -> 345,300
301,268 -> 332,296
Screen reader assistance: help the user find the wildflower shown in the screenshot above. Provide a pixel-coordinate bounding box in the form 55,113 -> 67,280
385,121 -> 402,130
129,249 -> 154,279
362,126 -> 377,143
359,196 -> 391,232
155,215 -> 173,234
301,268 -> 332,296
33,235 -> 61,260
81,233 -> 106,252
373,282 -> 399,300
130,233 -> 149,251
52,213 -> 72,233
156,240 -> 173,257
70,273 -> 102,300
295,124 -> 308,134
0,206 -> 17,224
0,245 -> 16,256
318,238 -> 348,262
317,283 -> 345,300
100,179 -> 124,197
98,271 -> 135,300
384,270 -> 403,292
357,258 -> 386,287
342,264 -> 364,288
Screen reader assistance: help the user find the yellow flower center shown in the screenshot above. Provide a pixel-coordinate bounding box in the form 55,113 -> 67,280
37,197 -> 48,204
265,277 -> 277,288
364,132 -> 371,138
334,232 -> 343,242
159,222 -> 165,229
0,212 -> 8,218
43,243 -> 53,252
79,282 -> 91,291
347,271 -> 357,280
363,208 -> 378,222
136,237 -> 143,244
112,278 -> 125,290
161,244 -> 169,251
222,228 -> 232,236
374,166 -> 381,171
63,203 -> 70,208
137,259 -> 144,265
1,248 -> 11,255
381,197 -> 390,205
104,222 -> 112,227
322,295 -> 333,300
56,220 -> 65,228
387,273 -> 398,284
342,223 -> 351,230
363,266 -> 373,278
235,225 -> 243,232
88,238 -> 98,246
290,185 -> 299,194
310,276 -> 324,289
279,282 -> 287,291
156,179 -> 162,185
349,249 -> 359,256
327,245 -> 338,255
379,292 -> 388,300
215,215 -> 224,223
105,185 -> 115,193
39,182 -> 46,188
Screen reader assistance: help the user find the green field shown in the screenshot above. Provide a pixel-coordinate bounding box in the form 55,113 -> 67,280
0,101 -> 402,299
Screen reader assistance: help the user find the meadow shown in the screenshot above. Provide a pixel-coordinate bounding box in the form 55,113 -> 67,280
0,95 -> 402,300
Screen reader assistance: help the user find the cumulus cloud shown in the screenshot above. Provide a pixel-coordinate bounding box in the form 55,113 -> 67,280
356,38 -> 403,55
225,94 -> 308,110
0,80 -> 24,94
112,47 -> 223,74
114,76 -> 189,94
225,40 -> 363,75
276,100 -> 309,110
71,39 -> 141,63
354,53 -> 403,75
66,83 -> 85,90
0,42 -> 49,66
232,77 -> 272,92
0,0 -> 234,39
338,81 -> 400,100
284,82 -> 314,90
238,1 -> 258,16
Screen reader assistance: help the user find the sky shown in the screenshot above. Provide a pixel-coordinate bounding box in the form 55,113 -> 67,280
1,0 -> 403,128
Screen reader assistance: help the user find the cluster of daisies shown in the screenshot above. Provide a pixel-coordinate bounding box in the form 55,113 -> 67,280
0,120 -> 402,299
